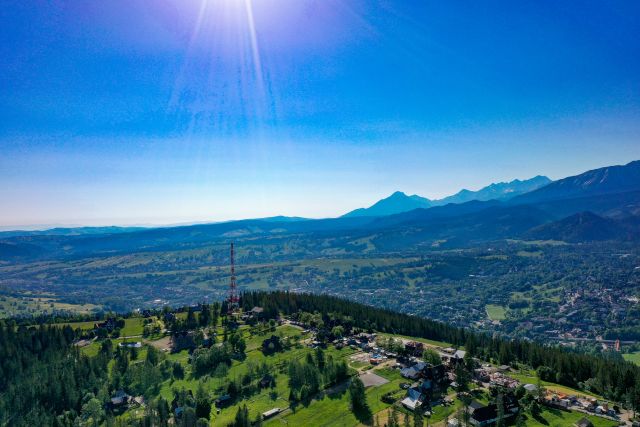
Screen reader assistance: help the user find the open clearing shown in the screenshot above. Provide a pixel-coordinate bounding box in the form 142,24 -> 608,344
359,371 -> 389,387
147,335 -> 171,351
623,351 -> 640,365
486,304 -> 507,321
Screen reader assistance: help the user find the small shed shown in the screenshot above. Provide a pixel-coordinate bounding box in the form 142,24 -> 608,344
215,394 -> 232,408
262,408 -> 281,419
111,390 -> 129,406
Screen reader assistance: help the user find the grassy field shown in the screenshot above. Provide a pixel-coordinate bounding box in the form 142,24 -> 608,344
62,311 -> 619,427
61,320 -> 99,330
0,294 -> 100,318
517,250 -> 544,258
485,304 -> 507,321
121,317 -> 145,336
78,340 -> 101,357
69,318 -> 621,427
100,319 -> 390,427
151,324 -> 329,424
349,360 -> 372,370
507,239 -> 567,246
377,332 -> 453,349
522,407 -> 617,427
242,324 -> 304,351
623,351 -> 640,365
59,316 -> 145,336
268,374 -> 403,427
507,371 -> 604,400
211,347 -> 359,425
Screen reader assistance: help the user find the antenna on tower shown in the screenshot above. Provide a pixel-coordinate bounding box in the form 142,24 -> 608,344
227,242 -> 239,314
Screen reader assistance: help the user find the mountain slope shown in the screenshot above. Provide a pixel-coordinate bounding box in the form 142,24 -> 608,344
525,211 -> 639,242
0,241 -> 45,259
512,160 -> 640,204
370,203 -> 554,250
342,191 -> 432,217
432,175 -> 551,205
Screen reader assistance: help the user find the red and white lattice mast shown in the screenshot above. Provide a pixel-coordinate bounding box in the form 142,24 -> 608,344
227,242 -> 239,314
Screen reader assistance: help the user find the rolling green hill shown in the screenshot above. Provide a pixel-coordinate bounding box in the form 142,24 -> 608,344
1,292 -> 631,427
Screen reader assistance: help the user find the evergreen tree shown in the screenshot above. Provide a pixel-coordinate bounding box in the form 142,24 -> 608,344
413,407 -> 423,427
195,382 -> 211,420
315,347 -> 326,369
156,397 -> 170,427
146,346 -> 160,366
422,349 -> 441,366
199,304 -> 210,327
454,363 -> 470,391
180,407 -> 197,427
496,392 -> 505,427
232,404 -> 250,427
349,377 -> 372,423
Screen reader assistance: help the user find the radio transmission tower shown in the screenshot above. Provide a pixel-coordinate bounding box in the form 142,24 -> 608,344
227,242 -> 239,313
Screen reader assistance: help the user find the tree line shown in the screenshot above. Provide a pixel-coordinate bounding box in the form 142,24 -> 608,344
242,290 -> 640,407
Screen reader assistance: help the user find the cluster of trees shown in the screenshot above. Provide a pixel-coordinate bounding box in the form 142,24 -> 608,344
261,335 -> 284,355
166,303 -> 221,334
376,336 -> 442,365
283,308 -> 355,343
142,317 -> 163,337
191,343 -> 234,376
0,300 -> 269,426
287,348 -> 349,402
159,387 -> 210,427
376,337 -> 405,354
0,324 -> 109,426
230,404 -> 263,427
243,290 -> 640,407
348,377 -> 371,424
225,361 -> 276,402
190,326 -> 245,376
111,345 -> 170,398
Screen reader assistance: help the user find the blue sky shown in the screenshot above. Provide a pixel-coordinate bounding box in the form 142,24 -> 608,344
1,0 -> 639,226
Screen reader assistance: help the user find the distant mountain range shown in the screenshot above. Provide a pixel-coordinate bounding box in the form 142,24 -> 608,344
1,160 -> 639,260
434,175 -> 551,206
342,175 -> 551,217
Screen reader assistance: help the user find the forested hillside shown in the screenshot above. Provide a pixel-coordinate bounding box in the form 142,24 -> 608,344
1,292 -> 639,426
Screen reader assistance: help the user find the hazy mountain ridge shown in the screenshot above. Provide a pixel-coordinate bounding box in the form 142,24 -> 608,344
1,161 -> 640,261
342,191 -> 432,218
512,160 -> 640,204
0,226 -> 147,239
343,175 -> 551,218
432,175 -> 551,205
